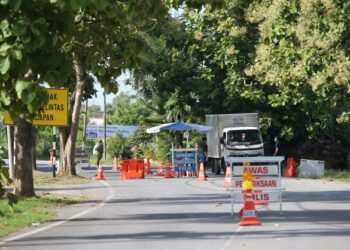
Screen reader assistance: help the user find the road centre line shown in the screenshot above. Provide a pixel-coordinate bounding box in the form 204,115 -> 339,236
0,180 -> 115,245
220,226 -> 243,250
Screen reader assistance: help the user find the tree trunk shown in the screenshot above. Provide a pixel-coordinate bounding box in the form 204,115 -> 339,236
31,125 -> 37,170
59,53 -> 86,176
13,118 -> 35,197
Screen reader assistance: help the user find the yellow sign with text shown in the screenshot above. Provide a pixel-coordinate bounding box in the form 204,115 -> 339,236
4,88 -> 68,126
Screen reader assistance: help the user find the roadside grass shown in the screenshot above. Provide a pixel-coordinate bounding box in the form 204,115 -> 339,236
33,170 -> 93,186
0,193 -> 85,237
323,169 -> 350,183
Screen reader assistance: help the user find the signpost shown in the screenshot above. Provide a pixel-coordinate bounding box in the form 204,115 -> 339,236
227,156 -> 284,216
3,88 -> 68,178
172,145 -> 198,177
86,125 -> 139,139
3,88 -> 68,126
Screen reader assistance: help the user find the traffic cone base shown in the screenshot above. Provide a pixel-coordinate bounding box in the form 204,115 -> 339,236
197,163 -> 207,181
240,210 -> 261,226
239,190 -> 261,226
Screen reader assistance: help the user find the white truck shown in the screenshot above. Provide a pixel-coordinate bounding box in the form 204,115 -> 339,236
206,113 -> 264,175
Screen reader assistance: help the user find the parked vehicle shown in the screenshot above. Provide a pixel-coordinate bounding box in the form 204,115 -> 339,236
206,113 -> 264,175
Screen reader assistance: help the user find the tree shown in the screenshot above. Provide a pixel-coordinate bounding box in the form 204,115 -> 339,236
0,0 -> 228,196
107,132 -> 131,161
108,92 -> 153,125
0,1 -> 73,196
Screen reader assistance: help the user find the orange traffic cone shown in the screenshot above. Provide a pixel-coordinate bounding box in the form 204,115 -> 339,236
112,157 -> 118,172
97,160 -> 105,180
197,162 -> 207,181
164,160 -> 174,178
223,163 -> 232,187
145,159 -> 153,174
240,190 -> 261,226
154,163 -> 164,176
284,157 -> 296,177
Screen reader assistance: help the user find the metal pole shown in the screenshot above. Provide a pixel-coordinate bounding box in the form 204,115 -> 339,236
52,126 -> 56,178
13,126 -> 16,177
6,125 -> 14,179
103,91 -> 107,160
82,99 -> 88,149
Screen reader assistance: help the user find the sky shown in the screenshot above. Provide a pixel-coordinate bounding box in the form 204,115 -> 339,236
89,72 -> 136,107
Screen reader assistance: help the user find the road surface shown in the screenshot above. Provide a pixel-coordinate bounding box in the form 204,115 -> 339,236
1,163 -> 350,250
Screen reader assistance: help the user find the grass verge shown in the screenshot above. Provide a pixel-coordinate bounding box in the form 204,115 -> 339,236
323,169 -> 350,183
0,193 -> 85,237
33,170 -> 93,186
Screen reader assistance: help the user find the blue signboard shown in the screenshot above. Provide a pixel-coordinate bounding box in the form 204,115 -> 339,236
86,125 -> 139,139
173,149 -> 197,174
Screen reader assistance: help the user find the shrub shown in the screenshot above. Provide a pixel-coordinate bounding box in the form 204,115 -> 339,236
297,137 -> 347,169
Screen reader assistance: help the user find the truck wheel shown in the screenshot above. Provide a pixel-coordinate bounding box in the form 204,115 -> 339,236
214,159 -> 221,175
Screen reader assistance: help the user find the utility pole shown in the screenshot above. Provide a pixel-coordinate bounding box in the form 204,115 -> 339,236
6,125 -> 14,179
52,126 -> 57,177
82,99 -> 88,149
103,91 -> 107,160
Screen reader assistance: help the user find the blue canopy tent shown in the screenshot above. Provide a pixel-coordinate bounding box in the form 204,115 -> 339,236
146,121 -> 212,134
146,121 -> 212,177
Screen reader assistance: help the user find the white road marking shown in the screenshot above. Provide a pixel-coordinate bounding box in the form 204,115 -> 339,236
220,226 -> 243,250
0,180 -> 115,245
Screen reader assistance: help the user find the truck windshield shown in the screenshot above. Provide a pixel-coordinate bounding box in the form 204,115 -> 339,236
227,130 -> 261,145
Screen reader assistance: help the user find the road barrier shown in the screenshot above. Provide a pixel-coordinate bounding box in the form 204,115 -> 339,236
227,156 -> 285,216
121,160 -> 145,180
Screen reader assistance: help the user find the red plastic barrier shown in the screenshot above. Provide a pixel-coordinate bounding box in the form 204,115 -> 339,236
121,159 -> 145,179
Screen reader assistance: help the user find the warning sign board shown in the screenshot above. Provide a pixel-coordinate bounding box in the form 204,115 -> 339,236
232,165 -> 278,176
233,191 -> 280,203
232,177 -> 280,188
3,88 -> 68,126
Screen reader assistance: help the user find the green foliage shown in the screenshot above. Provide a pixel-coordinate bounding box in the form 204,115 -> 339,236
0,194 -> 80,237
152,133 -> 172,164
125,0 -> 350,169
0,155 -> 17,215
35,126 -> 54,160
107,132 -> 131,160
108,92 -> 153,126
324,169 -> 350,182
127,129 -> 153,159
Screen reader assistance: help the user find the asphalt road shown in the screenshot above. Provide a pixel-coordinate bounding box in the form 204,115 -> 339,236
1,163 -> 350,250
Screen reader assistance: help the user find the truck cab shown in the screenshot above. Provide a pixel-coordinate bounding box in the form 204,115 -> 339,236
206,113 -> 264,175
220,127 -> 264,157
